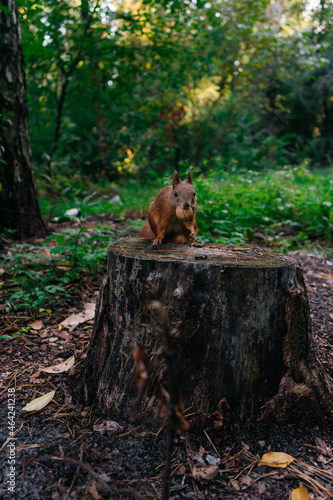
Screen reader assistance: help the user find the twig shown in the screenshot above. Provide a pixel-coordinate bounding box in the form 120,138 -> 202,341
203,430 -> 220,457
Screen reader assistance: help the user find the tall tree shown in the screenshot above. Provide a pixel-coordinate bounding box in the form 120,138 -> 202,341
0,0 -> 45,238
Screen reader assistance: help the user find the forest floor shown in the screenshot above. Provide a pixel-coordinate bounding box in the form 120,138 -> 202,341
0,217 -> 333,499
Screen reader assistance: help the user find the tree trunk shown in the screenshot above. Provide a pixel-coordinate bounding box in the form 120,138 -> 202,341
0,0 -> 45,239
84,238 -> 333,421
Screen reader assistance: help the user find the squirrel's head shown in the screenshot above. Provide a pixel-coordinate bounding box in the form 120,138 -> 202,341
172,171 -> 196,210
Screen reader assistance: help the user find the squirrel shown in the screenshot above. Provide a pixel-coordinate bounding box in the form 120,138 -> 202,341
140,171 -> 197,248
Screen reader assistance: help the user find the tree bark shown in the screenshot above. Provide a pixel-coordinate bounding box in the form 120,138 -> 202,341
84,238 -> 333,421
0,0 -> 45,239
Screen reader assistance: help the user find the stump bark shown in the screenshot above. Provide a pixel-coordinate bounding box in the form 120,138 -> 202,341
84,238 -> 332,421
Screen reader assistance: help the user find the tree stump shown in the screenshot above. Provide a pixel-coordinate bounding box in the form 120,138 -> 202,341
84,238 -> 332,421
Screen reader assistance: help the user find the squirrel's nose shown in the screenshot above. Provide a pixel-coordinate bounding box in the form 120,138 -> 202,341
183,202 -> 190,210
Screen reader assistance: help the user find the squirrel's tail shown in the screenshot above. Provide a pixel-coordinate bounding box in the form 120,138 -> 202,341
140,223 -> 155,240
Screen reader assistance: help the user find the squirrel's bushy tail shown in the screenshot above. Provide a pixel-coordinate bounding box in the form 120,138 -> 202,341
140,223 -> 155,240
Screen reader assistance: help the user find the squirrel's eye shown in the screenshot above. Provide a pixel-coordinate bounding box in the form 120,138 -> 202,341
193,192 -> 196,197
174,191 -> 178,197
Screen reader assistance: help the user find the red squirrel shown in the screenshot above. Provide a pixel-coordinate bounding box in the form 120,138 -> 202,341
140,171 -> 197,248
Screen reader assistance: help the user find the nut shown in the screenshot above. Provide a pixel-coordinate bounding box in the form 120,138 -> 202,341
176,206 -> 193,222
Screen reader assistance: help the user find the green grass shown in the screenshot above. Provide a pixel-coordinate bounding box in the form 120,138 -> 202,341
38,175 -> 160,219
194,165 -> 333,249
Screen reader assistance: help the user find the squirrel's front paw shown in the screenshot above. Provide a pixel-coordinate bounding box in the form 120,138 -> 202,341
188,229 -> 196,243
152,238 -> 162,248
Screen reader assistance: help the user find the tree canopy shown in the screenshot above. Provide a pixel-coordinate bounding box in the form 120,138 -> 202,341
14,0 -> 333,180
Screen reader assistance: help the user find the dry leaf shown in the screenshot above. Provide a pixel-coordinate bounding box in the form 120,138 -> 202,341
59,302 -> 95,331
28,320 -> 44,330
99,473 -> 110,483
260,451 -> 295,468
192,464 -> 219,480
206,454 -> 221,465
230,479 -> 240,491
258,482 -> 266,494
93,421 -> 123,434
290,485 -> 310,500
193,454 -> 205,464
41,355 -> 75,374
176,466 -> 186,476
22,390 -> 55,412
175,391 -> 189,432
199,445 -> 205,456
55,433 -> 71,439
88,483 -> 101,500
239,475 -> 252,487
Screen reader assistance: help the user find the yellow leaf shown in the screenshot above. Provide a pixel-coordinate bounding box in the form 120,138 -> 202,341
22,390 -> 55,412
260,452 -> 295,468
41,355 -> 75,374
290,486 -> 310,500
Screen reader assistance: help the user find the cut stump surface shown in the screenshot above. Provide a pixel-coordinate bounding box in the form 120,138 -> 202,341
84,238 -> 332,421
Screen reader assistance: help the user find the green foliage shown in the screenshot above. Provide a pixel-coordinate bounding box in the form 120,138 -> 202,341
0,327 -> 32,341
38,174 -> 159,218
18,0 -> 333,178
47,224 -> 117,274
2,223 -> 118,318
195,165 -> 333,247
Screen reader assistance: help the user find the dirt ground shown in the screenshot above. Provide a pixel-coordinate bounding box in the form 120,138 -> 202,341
0,228 -> 332,499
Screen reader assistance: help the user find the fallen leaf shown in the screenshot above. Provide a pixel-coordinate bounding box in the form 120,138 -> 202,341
59,303 -> 95,331
88,483 -> 101,500
176,466 -> 186,476
55,433 -> 71,439
206,454 -> 221,465
290,485 -> 310,500
93,421 -> 123,434
22,390 -> 55,412
192,464 -> 219,480
239,475 -> 252,487
230,479 -> 240,491
28,320 -> 44,330
193,454 -> 205,464
55,331 -> 69,340
99,473 -> 110,483
258,482 -> 266,494
260,451 -> 295,468
41,355 -> 75,374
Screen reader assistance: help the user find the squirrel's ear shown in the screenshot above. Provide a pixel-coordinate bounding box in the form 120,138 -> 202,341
173,171 -> 180,188
187,171 -> 193,185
